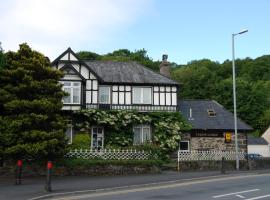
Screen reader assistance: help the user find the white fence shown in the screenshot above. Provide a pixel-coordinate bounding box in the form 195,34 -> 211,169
66,149 -> 156,160
178,150 -> 246,162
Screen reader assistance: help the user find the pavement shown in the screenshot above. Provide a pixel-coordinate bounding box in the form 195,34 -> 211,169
1,169 -> 270,200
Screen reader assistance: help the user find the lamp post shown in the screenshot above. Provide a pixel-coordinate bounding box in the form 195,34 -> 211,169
232,29 -> 248,170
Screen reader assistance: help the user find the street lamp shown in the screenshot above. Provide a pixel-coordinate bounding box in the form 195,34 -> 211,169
232,29 -> 248,170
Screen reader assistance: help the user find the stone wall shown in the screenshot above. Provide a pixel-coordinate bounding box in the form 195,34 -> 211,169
178,160 -> 248,171
182,131 -> 247,152
0,164 -> 161,177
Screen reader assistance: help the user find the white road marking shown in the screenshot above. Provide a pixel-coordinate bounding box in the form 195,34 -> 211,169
246,194 -> 270,200
236,194 -> 246,198
212,189 -> 260,198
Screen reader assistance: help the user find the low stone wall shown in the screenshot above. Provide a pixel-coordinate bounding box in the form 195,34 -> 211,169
0,164 -> 161,177
178,160 -> 249,171
248,158 -> 270,170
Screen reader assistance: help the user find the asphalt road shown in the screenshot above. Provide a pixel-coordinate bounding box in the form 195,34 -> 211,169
47,173 -> 270,200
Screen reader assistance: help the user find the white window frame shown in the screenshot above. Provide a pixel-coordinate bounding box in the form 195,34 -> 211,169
133,125 -> 151,145
179,140 -> 190,152
132,87 -> 152,104
65,124 -> 73,144
91,126 -> 104,149
61,81 -> 81,104
99,86 -> 111,104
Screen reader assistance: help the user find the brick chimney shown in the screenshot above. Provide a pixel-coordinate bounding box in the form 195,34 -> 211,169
159,54 -> 170,77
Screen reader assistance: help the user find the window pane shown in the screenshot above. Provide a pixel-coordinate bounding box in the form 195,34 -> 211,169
65,125 -> 72,144
119,86 -> 124,91
112,92 -> 118,104
63,88 -> 71,103
73,82 -> 80,87
133,88 -> 141,104
99,86 -> 110,103
142,127 -> 151,143
180,141 -> 189,151
73,88 -> 80,103
119,92 -> 124,104
133,128 -> 141,145
63,82 -> 71,86
143,88 -> 151,104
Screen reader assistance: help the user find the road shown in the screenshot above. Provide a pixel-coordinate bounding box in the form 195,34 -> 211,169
46,173 -> 270,200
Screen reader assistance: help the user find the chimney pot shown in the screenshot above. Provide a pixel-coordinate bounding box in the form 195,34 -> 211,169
162,54 -> 168,61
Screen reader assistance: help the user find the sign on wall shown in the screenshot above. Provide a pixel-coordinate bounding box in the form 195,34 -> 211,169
225,132 -> 232,143
191,132 -> 223,137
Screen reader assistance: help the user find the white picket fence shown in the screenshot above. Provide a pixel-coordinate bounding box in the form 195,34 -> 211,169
178,150 -> 246,162
66,149 -> 156,160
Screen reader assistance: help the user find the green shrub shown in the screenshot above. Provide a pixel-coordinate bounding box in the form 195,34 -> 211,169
71,133 -> 91,149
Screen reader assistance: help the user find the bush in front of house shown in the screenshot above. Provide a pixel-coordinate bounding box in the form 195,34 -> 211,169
70,133 -> 91,149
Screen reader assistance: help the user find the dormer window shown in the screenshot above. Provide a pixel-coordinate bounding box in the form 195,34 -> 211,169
207,109 -> 216,117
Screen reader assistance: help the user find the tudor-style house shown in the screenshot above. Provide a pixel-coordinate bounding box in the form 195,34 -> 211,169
51,48 -> 179,148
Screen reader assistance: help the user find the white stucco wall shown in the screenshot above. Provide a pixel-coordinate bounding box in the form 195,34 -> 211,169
248,145 -> 270,157
262,127 -> 270,144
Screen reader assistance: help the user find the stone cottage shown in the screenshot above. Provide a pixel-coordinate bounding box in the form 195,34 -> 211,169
179,100 -> 253,152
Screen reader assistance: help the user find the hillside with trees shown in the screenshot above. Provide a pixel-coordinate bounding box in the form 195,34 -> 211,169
78,50 -> 270,134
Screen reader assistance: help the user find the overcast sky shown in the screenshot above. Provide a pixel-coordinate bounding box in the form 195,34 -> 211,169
1,0 -> 270,64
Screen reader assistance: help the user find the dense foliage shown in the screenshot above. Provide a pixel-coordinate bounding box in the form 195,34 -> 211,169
172,58 -> 270,133
72,109 -> 191,155
0,44 -> 68,162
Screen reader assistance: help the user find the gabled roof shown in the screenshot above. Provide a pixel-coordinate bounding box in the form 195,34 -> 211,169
179,99 -> 253,131
84,61 -> 179,85
248,135 -> 268,145
60,63 -> 86,81
51,48 -> 102,81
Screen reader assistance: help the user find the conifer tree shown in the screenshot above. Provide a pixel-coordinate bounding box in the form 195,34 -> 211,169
0,43 -> 67,162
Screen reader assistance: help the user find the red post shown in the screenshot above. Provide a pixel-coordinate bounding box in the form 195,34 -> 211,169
15,159 -> 22,185
45,161 -> 53,192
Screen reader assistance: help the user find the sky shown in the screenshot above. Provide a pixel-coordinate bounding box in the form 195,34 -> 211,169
0,0 -> 270,64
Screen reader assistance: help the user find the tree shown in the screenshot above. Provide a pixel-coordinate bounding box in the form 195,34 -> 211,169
0,43 -> 67,162
0,42 -> 5,70
77,49 -> 161,72
172,57 -> 270,134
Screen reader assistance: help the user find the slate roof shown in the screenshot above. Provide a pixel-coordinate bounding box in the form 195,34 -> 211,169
84,61 -> 179,85
248,135 -> 268,145
179,100 -> 253,131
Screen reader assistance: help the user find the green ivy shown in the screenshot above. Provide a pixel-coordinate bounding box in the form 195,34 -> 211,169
72,110 -> 191,155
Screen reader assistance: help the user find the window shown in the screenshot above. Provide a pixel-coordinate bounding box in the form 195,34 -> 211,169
207,109 -> 216,117
61,81 -> 81,104
99,86 -> 110,104
65,124 -> 73,144
179,141 -> 189,152
91,126 -> 104,149
132,87 -> 152,104
133,125 -> 151,144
